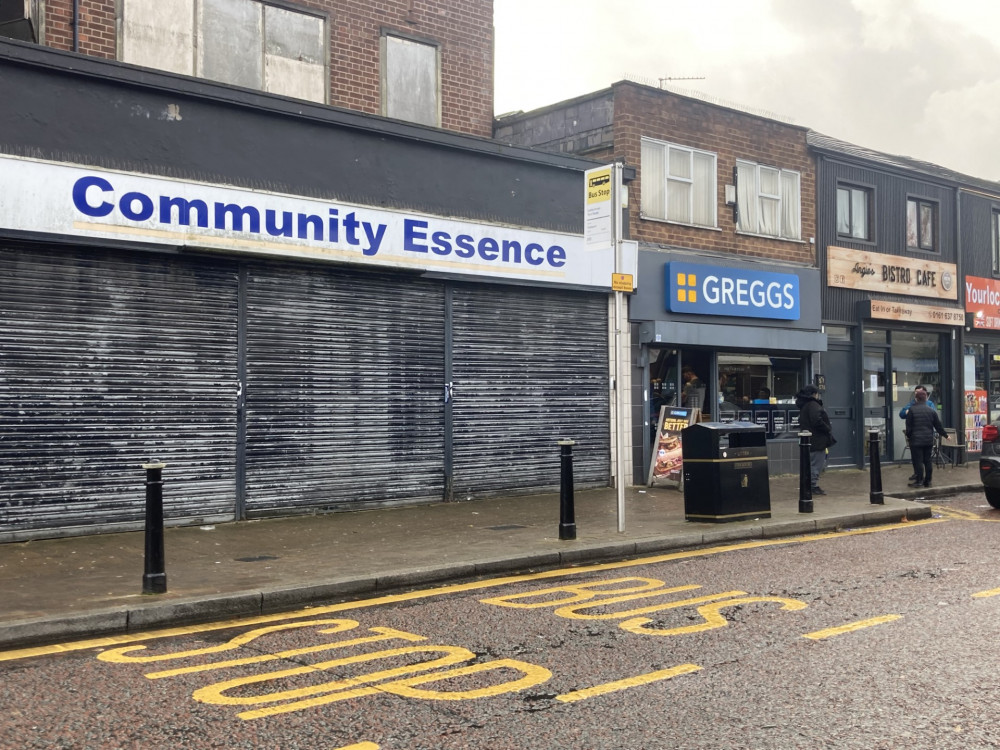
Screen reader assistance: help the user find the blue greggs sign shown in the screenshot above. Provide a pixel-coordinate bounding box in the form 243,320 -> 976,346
665,262 -> 800,320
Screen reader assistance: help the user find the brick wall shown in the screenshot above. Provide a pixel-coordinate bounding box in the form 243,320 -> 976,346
40,0 -> 494,137
613,81 -> 817,266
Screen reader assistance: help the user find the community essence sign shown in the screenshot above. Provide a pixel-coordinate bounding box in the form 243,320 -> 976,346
665,262 -> 800,321
0,154 -> 617,290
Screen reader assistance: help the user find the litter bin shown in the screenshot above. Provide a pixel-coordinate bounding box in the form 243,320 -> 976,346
682,422 -> 770,522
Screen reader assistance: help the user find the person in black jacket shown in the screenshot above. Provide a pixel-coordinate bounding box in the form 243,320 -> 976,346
796,385 -> 834,495
904,386 -> 948,488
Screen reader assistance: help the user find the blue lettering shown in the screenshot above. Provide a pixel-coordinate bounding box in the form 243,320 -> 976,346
404,218 -> 429,252
525,243 -> 544,266
431,231 -> 452,255
215,203 -> 260,233
119,191 -> 154,222
478,237 -> 499,261
266,210 -> 293,237
547,245 -> 567,267
455,235 -> 475,258
161,196 -> 208,228
501,240 -> 522,263
297,213 -> 323,241
72,175 -> 114,218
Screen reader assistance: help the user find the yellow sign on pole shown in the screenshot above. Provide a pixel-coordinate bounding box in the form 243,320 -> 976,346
611,273 -> 633,292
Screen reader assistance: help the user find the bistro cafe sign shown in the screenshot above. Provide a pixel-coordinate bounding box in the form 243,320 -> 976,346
827,246 -> 957,301
0,154 -> 627,291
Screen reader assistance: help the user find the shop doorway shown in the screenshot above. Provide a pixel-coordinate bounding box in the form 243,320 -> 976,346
863,345 -> 890,461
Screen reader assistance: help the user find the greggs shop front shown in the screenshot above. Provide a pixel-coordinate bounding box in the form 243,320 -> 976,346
630,249 -> 827,483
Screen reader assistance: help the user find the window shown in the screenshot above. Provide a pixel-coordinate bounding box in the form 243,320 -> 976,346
382,34 -> 440,127
641,138 -> 717,228
906,198 -> 937,252
735,161 -> 801,240
120,0 -> 327,103
836,185 -> 872,241
993,211 -> 1000,275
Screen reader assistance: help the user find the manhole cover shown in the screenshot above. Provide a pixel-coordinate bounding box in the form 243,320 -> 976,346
234,555 -> 279,562
486,524 -> 527,531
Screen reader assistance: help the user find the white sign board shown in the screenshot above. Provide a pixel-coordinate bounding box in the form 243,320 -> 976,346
0,155 -> 620,290
584,165 -> 613,250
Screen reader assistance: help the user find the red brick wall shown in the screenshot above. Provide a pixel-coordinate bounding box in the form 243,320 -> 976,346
613,82 -> 817,266
41,0 -> 494,137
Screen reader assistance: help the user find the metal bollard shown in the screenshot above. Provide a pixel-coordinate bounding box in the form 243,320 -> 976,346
798,431 -> 813,513
142,462 -> 168,594
868,429 -> 884,505
558,439 -> 577,540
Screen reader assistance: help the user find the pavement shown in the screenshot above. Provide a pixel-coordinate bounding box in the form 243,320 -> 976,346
0,461 -> 983,651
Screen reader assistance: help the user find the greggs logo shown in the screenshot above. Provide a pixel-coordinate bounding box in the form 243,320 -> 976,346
665,262 -> 800,321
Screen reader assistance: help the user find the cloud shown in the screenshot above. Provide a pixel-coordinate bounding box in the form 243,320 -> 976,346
494,0 -> 1000,180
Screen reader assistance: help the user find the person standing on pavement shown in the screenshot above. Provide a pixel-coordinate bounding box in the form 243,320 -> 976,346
899,385 -> 937,481
904,386 -> 948,488
796,384 -> 834,495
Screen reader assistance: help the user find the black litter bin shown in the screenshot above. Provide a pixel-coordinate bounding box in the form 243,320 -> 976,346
682,422 -> 771,522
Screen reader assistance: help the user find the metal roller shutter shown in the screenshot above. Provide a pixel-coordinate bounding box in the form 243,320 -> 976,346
0,246 -> 239,537
243,264 -> 445,514
451,284 -> 610,498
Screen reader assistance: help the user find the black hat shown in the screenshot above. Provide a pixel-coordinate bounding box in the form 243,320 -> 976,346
802,385 -> 819,396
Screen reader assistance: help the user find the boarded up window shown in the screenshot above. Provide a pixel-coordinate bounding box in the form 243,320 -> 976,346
382,35 -> 439,127
121,0 -> 326,104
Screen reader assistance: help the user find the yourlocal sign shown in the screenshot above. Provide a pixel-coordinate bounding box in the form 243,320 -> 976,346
666,261 -> 801,320
0,155 -> 619,290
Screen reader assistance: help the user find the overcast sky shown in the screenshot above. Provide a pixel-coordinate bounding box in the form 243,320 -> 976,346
494,0 -> 1000,183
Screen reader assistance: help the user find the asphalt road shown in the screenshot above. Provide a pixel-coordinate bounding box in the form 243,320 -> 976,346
3,492 -> 1000,750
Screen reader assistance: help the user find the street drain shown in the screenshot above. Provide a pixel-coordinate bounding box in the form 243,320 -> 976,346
486,524 -> 527,531
234,555 -> 279,562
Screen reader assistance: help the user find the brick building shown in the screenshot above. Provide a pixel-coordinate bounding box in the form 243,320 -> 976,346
0,2 -> 620,540
6,0 -> 494,136
497,81 -> 827,484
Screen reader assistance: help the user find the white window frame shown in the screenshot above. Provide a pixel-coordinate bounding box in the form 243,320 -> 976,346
640,137 -> 717,229
735,160 -> 802,240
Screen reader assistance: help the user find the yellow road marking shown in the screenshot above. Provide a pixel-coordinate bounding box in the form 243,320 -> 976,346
802,615 -> 902,640
556,664 -> 702,703
972,587 -> 1000,599
335,744 -> 378,750
0,517 -> 943,663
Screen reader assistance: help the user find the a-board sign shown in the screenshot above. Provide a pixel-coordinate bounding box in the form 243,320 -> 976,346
648,406 -> 700,487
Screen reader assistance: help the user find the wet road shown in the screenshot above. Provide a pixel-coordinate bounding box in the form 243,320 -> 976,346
3,492 -> 1000,749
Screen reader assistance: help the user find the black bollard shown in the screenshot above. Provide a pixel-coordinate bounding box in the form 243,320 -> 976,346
868,429 -> 884,505
558,439 -> 577,540
798,431 -> 813,513
142,462 -> 168,594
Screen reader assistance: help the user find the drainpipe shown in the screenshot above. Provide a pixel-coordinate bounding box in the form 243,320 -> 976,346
72,0 -> 79,52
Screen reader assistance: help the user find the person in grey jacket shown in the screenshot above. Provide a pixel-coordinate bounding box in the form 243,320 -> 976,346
796,385 -> 834,495
904,386 -> 948,488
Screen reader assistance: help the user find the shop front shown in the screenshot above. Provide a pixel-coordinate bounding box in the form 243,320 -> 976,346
962,275 -> 1000,453
820,247 -> 964,467
0,46 -> 615,540
630,249 -> 827,482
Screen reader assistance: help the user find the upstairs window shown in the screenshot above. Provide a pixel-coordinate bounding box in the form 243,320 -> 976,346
641,138 -> 717,228
906,197 -> 938,252
836,184 -> 873,241
381,34 -> 440,127
120,0 -> 327,104
735,161 -> 801,240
